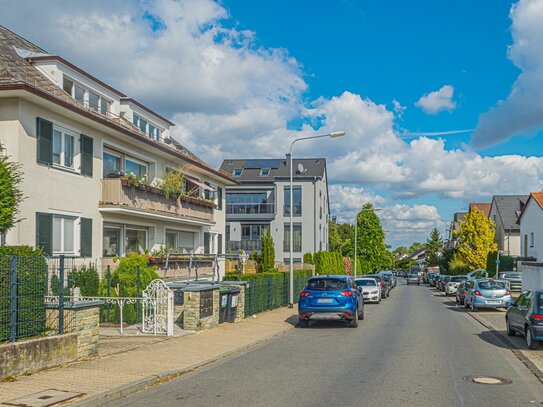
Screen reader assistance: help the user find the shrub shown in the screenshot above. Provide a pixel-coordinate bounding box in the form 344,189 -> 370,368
486,251 -> 515,275
314,251 -> 345,275
448,252 -> 470,275
303,252 -> 314,264
260,232 -> 275,273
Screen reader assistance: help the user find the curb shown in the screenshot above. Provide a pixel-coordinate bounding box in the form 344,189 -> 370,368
467,311 -> 543,384
71,325 -> 293,407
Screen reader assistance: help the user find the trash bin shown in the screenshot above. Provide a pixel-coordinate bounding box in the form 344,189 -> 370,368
219,287 -> 230,324
227,287 -> 240,323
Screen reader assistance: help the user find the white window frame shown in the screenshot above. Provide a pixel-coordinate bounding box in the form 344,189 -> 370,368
232,168 -> 243,177
52,124 -> 79,171
259,168 -> 270,176
103,149 -> 123,177
103,225 -> 122,257
125,226 -> 148,254
52,214 -> 79,255
165,229 -> 196,254
125,155 -> 148,177
62,74 -> 111,114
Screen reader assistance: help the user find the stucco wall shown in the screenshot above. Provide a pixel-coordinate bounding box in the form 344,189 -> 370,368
520,199 -> 543,261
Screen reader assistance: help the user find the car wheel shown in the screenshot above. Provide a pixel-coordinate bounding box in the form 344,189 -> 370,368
506,318 -> 515,336
299,319 -> 309,328
526,327 -> 539,350
358,309 -> 365,320
349,313 -> 359,328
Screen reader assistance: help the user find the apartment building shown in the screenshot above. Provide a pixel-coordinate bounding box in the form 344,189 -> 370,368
219,157 -> 329,264
0,26 -> 236,272
488,195 -> 528,257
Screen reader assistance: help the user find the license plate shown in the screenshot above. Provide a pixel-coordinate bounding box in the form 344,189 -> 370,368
317,298 -> 333,303
486,300 -> 500,305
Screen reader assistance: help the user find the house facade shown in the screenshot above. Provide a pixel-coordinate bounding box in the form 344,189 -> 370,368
0,26 -> 235,274
488,195 -> 528,257
518,193 -> 543,261
219,158 -> 329,264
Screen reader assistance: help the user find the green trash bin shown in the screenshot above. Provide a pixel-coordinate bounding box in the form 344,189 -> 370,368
227,287 -> 241,323
219,287 -> 230,324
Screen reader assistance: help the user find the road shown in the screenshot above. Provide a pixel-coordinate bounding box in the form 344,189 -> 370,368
110,281 -> 543,407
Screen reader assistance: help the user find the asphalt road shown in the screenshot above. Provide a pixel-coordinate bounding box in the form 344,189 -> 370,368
111,281 -> 543,407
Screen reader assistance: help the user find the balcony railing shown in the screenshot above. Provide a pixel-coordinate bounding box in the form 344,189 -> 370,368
226,203 -> 275,215
100,178 -> 214,223
227,240 -> 262,253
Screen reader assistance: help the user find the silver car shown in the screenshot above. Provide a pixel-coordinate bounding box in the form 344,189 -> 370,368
406,274 -> 420,285
354,278 -> 381,303
464,279 -> 513,311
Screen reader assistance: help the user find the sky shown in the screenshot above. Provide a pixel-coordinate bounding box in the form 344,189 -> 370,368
2,0 -> 543,248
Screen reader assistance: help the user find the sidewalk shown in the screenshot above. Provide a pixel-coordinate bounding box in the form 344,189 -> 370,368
0,307 -> 298,407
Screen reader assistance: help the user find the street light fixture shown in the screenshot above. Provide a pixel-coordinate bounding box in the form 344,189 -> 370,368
353,207 -> 382,279
288,131 -> 346,307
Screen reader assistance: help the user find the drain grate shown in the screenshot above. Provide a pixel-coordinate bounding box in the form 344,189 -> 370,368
463,375 -> 512,385
4,389 -> 84,407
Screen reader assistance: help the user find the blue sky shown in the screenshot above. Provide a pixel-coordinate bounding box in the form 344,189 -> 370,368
3,0 -> 543,247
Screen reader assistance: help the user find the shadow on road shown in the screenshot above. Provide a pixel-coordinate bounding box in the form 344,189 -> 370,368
476,330 -> 513,349
302,320 -> 352,329
284,315 -> 299,327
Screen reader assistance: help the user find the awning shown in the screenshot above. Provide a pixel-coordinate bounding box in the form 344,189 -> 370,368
186,176 -> 215,192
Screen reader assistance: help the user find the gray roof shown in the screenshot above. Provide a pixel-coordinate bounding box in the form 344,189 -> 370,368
491,195 -> 529,231
220,158 -> 326,183
453,212 -> 466,222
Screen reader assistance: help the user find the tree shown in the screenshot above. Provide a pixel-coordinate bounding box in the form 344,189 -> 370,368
260,232 -> 275,272
425,228 -> 442,266
0,144 -> 24,239
438,248 -> 455,275
408,242 -> 424,254
454,208 -> 497,270
328,221 -> 353,256
356,203 -> 388,274
303,252 -> 314,264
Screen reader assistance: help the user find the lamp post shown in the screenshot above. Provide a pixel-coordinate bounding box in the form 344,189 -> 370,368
353,207 -> 382,279
288,131 -> 346,307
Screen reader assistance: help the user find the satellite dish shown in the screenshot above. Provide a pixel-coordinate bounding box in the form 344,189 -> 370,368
297,163 -> 305,173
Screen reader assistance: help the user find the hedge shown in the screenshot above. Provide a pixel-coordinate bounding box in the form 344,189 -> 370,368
314,251 -> 345,275
51,264 -> 99,297
0,246 -> 47,341
223,269 -> 312,316
486,251 -> 515,275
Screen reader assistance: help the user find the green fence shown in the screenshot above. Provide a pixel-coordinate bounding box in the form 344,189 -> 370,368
223,269 -> 312,316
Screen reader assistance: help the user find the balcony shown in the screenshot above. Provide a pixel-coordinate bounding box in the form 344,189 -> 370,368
227,240 -> 262,253
226,203 -> 275,220
100,178 -> 214,224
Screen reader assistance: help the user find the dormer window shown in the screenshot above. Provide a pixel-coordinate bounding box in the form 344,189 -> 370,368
259,168 -> 270,176
133,114 -> 161,140
232,168 -> 243,177
62,75 -> 110,115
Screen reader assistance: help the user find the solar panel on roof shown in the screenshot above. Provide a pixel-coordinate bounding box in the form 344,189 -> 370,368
245,159 -> 281,169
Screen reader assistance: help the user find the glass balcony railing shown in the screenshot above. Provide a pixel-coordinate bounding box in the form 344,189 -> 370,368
226,203 -> 275,215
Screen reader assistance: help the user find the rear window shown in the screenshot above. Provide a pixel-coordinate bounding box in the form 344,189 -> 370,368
443,276 -> 451,282
451,276 -> 465,282
478,281 -> 507,290
307,278 -> 348,291
355,279 -> 377,287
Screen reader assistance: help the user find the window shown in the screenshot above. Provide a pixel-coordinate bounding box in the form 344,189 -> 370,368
226,192 -> 271,214
284,187 -> 302,216
89,91 -> 100,110
125,157 -> 147,177
74,84 -> 85,103
63,77 -> 73,95
165,230 -> 195,253
52,215 -> 76,254
530,232 -> 535,248
100,98 -> 110,115
259,168 -> 270,176
133,114 -> 160,138
52,129 -> 75,169
103,151 -> 121,177
125,228 -> 147,253
232,168 -> 243,177
284,224 -> 302,252
241,225 -> 269,241
103,227 -> 121,257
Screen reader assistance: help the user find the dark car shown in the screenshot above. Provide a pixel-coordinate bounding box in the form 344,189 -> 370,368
455,281 -> 470,305
439,276 -> 451,292
366,274 -> 391,299
426,272 -> 436,285
298,275 -> 364,328
506,290 -> 543,350
379,271 -> 396,288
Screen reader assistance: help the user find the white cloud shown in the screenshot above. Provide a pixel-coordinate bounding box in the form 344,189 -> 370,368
472,0 -> 543,147
392,99 -> 406,118
328,185 -> 386,223
415,85 -> 456,115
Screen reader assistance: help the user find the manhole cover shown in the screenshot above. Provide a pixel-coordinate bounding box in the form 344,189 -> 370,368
4,389 -> 84,407
463,375 -> 512,385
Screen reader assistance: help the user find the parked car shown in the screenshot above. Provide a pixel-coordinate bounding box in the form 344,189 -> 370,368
354,278 -> 381,303
426,272 -> 436,285
379,271 -> 396,288
433,275 -> 443,289
455,281 -> 470,305
506,290 -> 543,350
366,274 -> 391,299
445,275 -> 467,296
467,269 -> 488,280
298,275 -> 364,328
464,279 -> 513,312
498,272 -> 522,292
406,273 -> 420,285
429,274 -> 439,287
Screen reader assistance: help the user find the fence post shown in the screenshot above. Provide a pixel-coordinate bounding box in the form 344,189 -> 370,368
283,273 -> 288,306
268,276 -> 273,310
58,256 -> 65,335
136,266 -> 141,322
9,255 -> 17,343
106,265 -> 111,323
249,280 -> 255,316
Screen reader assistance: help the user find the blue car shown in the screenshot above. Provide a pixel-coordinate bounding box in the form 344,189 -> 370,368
298,275 -> 364,328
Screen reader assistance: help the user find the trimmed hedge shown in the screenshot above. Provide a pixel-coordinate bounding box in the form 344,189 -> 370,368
314,251 -> 345,275
223,269 -> 312,316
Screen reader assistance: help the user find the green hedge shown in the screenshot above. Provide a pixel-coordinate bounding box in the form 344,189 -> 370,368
50,264 -> 100,297
0,246 -> 47,341
486,251 -> 515,275
223,269 -> 312,316
314,251 -> 345,275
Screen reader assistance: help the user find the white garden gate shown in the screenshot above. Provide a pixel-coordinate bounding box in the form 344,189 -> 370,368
142,279 -> 174,336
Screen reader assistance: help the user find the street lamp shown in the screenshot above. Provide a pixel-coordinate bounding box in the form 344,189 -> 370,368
353,207 -> 382,279
288,131 -> 346,307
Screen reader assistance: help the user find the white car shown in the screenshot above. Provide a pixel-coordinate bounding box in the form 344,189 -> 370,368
354,278 -> 381,303
445,275 -> 467,295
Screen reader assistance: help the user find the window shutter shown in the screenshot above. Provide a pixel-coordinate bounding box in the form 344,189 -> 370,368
36,212 -> 53,255
80,134 -> 93,177
218,234 -> 223,254
80,217 -> 92,257
217,187 -> 223,210
204,232 -> 210,254
36,117 -> 53,165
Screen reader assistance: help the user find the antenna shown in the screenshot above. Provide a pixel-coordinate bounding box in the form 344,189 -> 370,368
297,163 -> 305,174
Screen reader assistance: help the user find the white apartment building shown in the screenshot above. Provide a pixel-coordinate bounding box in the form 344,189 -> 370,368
0,26 -> 236,274
219,158 -> 330,264
488,195 -> 528,257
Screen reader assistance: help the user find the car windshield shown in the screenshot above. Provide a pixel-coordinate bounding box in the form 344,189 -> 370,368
451,276 -> 465,282
538,294 -> 543,310
478,281 -> 507,290
355,279 -> 377,287
306,278 -> 348,291
409,274 -> 418,278
503,272 -> 521,278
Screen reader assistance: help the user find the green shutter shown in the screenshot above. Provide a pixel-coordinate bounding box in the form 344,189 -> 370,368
80,218 -> 92,257
204,232 -> 210,254
36,117 -> 53,165
217,187 -> 223,210
36,212 -> 53,255
80,134 -> 93,177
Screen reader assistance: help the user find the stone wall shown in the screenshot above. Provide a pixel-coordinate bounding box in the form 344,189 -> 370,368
182,288 -> 219,331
